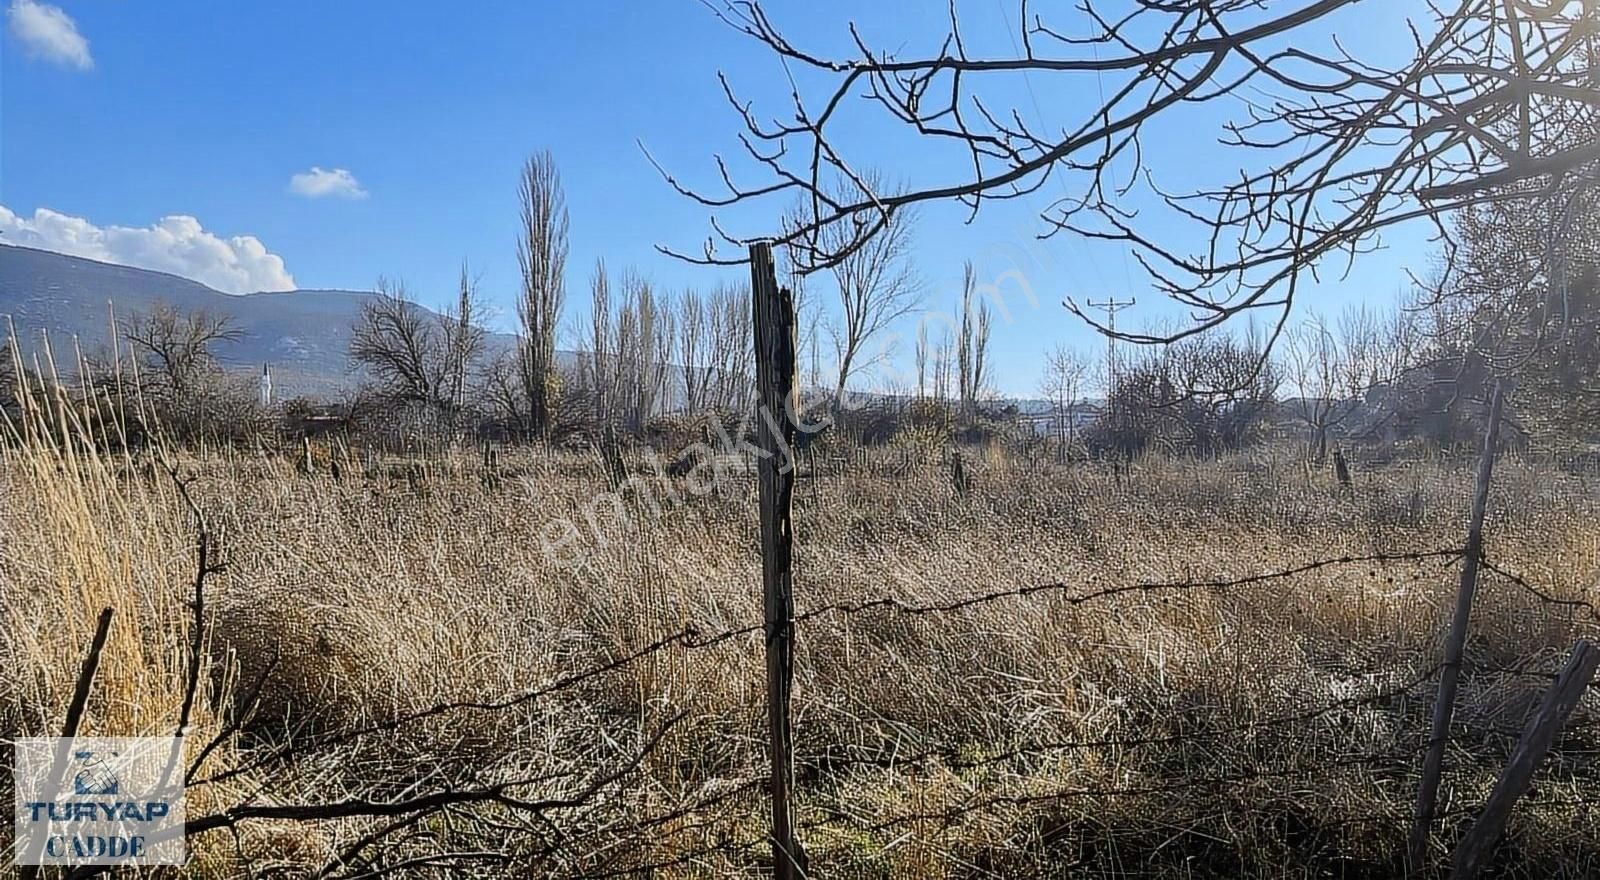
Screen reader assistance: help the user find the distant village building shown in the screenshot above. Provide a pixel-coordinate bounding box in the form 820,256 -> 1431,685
1021,402 -> 1102,437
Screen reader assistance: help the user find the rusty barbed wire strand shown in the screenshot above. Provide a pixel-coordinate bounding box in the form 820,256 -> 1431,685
169,535 -> 1600,875
193,545 -> 1467,788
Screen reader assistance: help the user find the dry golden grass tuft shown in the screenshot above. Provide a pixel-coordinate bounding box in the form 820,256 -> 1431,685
3,420 -> 1600,876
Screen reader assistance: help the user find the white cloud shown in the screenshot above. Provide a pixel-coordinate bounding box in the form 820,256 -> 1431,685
6,0 -> 92,70
0,205 -> 297,294
289,167 -> 367,200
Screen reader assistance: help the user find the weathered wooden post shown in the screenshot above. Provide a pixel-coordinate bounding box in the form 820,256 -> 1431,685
1409,381 -> 1506,871
332,434 -> 351,482
1453,639 -> 1600,879
601,424 -> 627,491
749,241 -> 806,878
1332,448 -> 1352,488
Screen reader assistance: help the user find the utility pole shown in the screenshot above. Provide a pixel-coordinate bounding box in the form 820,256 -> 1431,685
1086,297 -> 1136,392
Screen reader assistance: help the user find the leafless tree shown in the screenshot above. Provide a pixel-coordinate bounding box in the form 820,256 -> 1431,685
1379,305 -> 1424,393
443,263 -> 487,426
706,282 -> 753,411
787,173 -> 922,404
676,289 -> 708,414
585,260 -> 615,426
350,278 -> 446,411
612,272 -> 655,431
516,150 -> 569,439
115,301 -> 266,440
1283,304 -> 1413,459
632,275 -> 673,426
1040,343 -> 1089,450
1098,325 -> 1280,456
480,349 -> 528,431
349,278 -> 484,432
1406,167 -> 1600,441
914,322 -> 931,401
122,302 -> 243,399
582,268 -> 676,432
1171,326 -> 1283,452
932,325 -> 955,406
1341,302 -> 1421,414
956,263 -> 992,421
659,1 -> 1600,357
1283,315 -> 1353,462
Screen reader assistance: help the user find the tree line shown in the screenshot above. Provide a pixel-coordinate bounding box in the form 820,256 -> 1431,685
1062,174 -> 1600,461
4,145 -> 1595,459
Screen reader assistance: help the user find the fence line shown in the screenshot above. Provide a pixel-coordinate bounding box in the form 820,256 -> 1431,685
192,544 -> 1472,792
803,661 -> 1447,776
63,453 -> 1597,876
1480,555 -> 1600,622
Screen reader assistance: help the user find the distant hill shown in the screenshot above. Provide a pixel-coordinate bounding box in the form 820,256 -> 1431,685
0,244 -> 524,398
0,245 -> 1071,409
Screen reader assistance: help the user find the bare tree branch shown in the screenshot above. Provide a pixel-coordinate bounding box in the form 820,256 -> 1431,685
658,0 -> 1599,348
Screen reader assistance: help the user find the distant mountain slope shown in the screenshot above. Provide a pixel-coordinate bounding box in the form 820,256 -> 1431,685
0,244 -> 521,397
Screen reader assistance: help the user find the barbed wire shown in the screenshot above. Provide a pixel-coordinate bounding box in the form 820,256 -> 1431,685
196,546 -> 1468,788
811,750 -> 1430,837
787,547 -> 1466,620
799,661 -> 1446,776
177,537 -> 1600,877
1480,554 -> 1600,623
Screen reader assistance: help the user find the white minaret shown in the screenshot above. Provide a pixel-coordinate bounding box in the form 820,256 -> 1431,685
259,363 -> 273,408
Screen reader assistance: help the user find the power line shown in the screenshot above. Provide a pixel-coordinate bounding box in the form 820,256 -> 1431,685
992,0 -> 1108,297
1086,296 -> 1135,390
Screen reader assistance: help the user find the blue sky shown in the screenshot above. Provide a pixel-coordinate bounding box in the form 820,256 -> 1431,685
3,1 -> 1440,395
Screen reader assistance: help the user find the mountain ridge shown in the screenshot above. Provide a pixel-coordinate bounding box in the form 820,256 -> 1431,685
0,244 -> 521,397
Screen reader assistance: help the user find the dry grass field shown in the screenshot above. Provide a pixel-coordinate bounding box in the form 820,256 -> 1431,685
4,425 -> 1600,877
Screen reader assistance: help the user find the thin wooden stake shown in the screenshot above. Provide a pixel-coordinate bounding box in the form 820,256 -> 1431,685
1409,381 -> 1506,871
1453,639 -> 1600,879
750,242 -> 806,879
21,607 -> 114,875
64,607 -> 114,739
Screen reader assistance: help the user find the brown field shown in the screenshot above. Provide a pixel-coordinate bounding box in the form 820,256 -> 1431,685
4,428 -> 1600,877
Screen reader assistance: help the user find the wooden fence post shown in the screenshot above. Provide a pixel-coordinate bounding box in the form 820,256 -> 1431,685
1409,381 -> 1506,871
1333,448 -> 1352,488
750,241 -> 806,878
601,424 -> 627,491
950,448 -> 970,498
1452,639 -> 1600,879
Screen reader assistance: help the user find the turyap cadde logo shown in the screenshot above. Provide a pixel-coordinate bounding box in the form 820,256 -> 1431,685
71,749 -> 121,796
13,737 -> 186,865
